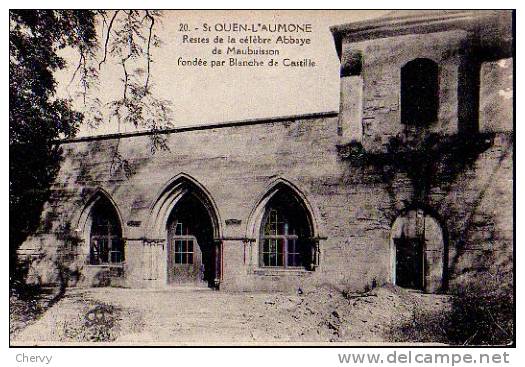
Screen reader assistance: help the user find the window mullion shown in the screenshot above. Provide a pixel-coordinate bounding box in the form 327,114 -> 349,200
260,203 -> 310,269
284,236 -> 288,268
107,233 -> 111,264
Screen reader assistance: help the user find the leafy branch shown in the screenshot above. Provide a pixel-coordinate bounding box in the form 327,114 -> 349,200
69,10 -> 172,136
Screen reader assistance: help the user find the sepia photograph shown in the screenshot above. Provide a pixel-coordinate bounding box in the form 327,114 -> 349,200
9,9 -> 514,347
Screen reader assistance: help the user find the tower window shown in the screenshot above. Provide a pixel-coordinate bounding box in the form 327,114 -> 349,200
401,58 -> 439,126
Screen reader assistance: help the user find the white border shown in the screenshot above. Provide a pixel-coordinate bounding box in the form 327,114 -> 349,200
4,2 -> 522,366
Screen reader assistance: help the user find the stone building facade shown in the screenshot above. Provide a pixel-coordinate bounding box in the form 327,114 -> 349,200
18,10 -> 513,293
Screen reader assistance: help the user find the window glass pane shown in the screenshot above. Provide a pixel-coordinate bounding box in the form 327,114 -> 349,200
261,238 -> 285,266
91,238 -> 100,264
259,191 -> 312,269
89,199 -> 123,265
269,253 -> 276,266
176,222 -> 183,235
288,239 -> 301,267
110,250 -> 120,263
263,252 -> 270,267
277,239 -> 284,266
173,229 -> 195,265
100,238 -> 109,263
111,237 -> 123,262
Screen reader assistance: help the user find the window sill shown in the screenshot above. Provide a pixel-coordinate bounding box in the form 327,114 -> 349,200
253,267 -> 313,277
86,263 -> 125,268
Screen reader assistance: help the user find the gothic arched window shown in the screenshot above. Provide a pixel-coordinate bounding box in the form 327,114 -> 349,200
259,190 -> 313,269
401,58 -> 439,126
89,199 -> 124,265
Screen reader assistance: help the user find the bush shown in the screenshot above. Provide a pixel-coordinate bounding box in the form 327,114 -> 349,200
386,270 -> 514,345
63,303 -> 119,342
9,280 -> 59,338
447,271 -> 514,345
387,303 -> 450,343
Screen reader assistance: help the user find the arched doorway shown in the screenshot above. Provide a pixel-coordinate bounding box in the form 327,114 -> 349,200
77,190 -> 125,268
148,174 -> 222,288
166,193 -> 216,286
390,209 -> 446,293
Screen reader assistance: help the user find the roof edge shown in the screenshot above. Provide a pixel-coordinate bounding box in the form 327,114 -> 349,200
330,10 -> 511,59
57,110 -> 339,144
329,10 -> 488,35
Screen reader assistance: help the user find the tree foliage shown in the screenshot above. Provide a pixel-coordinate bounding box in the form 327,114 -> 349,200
9,10 -> 171,280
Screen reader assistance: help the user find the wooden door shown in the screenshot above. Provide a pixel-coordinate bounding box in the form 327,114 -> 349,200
392,210 -> 445,292
395,236 -> 424,290
167,222 -> 206,285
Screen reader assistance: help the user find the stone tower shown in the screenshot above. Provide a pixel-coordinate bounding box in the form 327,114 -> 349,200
331,10 -> 513,151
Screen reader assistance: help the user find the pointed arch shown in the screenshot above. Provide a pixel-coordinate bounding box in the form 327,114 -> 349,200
246,177 -> 320,240
75,188 -> 125,265
246,178 -> 321,270
146,173 -> 223,240
76,188 -> 124,238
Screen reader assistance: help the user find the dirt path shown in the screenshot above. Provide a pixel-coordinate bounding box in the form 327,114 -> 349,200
11,285 -> 451,345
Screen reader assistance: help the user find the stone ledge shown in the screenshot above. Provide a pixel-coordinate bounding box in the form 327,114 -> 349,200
252,268 -> 313,277
56,110 -> 339,144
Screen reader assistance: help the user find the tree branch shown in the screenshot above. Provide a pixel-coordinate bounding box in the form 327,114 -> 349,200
121,58 -> 129,101
100,11 -> 108,35
144,10 -> 155,89
98,10 -> 119,70
68,52 -> 83,88
81,46 -> 88,105
121,11 -> 133,101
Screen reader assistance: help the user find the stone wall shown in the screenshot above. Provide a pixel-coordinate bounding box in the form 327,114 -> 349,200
19,106 -> 512,292
355,30 -> 466,151
18,12 -> 513,293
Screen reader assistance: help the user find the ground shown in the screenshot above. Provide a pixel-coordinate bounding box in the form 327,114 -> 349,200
10,285 -> 451,345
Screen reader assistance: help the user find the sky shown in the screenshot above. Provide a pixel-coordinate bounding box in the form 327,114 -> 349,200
55,10 -> 390,137
55,10 -> 513,137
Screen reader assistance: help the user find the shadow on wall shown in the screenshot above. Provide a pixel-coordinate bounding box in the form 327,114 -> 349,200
14,136 -> 160,291
10,142 -> 64,285
338,130 -> 513,285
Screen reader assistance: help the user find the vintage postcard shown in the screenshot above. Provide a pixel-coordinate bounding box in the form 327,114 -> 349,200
9,9 -> 514,347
